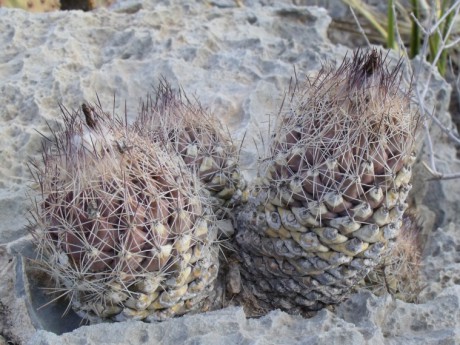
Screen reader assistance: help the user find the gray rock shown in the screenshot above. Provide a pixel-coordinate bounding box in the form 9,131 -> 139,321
419,223 -> 460,302
337,286 -> 460,345
28,287 -> 460,345
405,56 -> 460,304
0,2 -> 340,242
1,1 -> 460,344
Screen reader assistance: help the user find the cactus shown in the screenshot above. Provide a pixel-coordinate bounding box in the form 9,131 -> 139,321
234,49 -> 420,314
134,82 -> 246,224
360,212 -> 422,302
29,49 -> 421,322
0,0 -> 60,12
29,103 -> 219,322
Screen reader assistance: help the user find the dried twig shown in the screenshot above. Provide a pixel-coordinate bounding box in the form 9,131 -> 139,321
349,6 -> 372,47
411,1 -> 460,179
346,0 -> 460,180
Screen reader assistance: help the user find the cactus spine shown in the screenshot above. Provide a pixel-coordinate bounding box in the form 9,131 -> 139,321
30,103 -> 219,322
135,82 -> 246,224
30,49 -> 420,322
234,49 -> 420,313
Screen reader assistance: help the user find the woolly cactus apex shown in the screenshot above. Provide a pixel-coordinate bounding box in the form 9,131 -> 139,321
29,103 -> 219,322
235,49 -> 420,314
135,82 -> 246,222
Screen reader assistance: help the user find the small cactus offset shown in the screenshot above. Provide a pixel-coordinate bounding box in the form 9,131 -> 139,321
235,49 -> 420,314
135,82 -> 246,222
29,103 -> 219,322
360,212 -> 423,303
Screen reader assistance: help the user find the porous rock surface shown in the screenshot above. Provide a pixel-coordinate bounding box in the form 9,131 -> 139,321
28,286 -> 460,345
0,0 -> 459,344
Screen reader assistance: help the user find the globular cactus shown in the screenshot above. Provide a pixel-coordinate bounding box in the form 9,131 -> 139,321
235,49 -> 420,314
30,103 -> 219,322
29,49 -> 421,323
134,82 -> 246,224
0,0 -> 60,12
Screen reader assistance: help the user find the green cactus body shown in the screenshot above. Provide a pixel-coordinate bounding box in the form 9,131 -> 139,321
235,49 -> 420,313
135,83 -> 246,223
30,104 -> 219,322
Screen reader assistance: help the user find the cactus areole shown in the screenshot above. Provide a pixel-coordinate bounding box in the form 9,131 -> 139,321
30,103 -> 221,322
30,49 -> 419,321
235,49 -> 419,314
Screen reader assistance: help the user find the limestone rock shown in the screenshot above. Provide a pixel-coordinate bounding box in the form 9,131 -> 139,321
0,0 -> 460,344
29,287 -> 460,345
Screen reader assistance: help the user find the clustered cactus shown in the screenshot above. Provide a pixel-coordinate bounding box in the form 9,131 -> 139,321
235,49 -> 420,313
30,49 -> 420,322
30,101 -> 230,321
